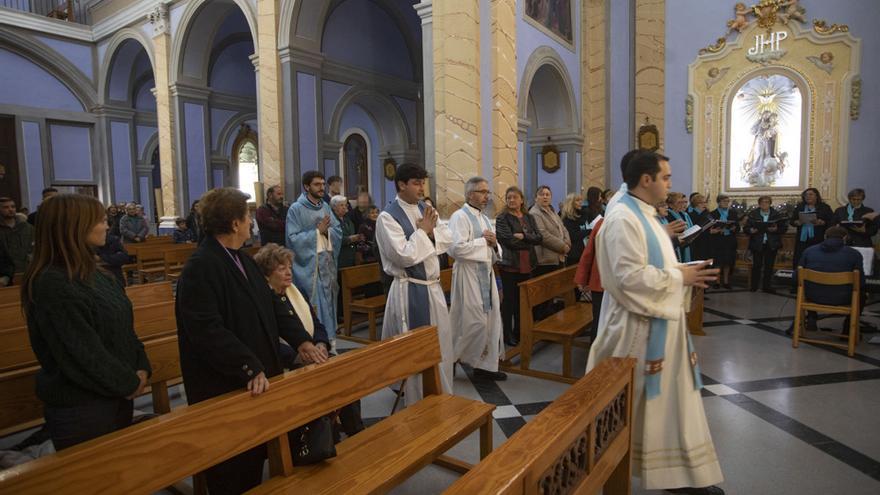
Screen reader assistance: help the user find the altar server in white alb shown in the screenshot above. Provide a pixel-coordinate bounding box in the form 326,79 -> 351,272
588,151 -> 725,495
448,177 -> 506,381
375,163 -> 454,405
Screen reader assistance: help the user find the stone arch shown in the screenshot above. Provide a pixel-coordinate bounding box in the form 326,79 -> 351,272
0,26 -> 97,110
327,87 -> 410,151
217,111 -> 259,158
518,46 -> 580,135
139,131 -> 160,165
98,28 -> 156,105
171,0 -> 259,85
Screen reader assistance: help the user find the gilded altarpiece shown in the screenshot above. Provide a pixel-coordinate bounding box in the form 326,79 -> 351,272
688,2 -> 861,207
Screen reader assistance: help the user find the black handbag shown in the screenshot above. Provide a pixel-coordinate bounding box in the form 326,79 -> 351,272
290,415 -> 337,465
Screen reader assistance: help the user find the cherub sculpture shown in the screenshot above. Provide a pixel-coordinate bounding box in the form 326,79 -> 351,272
779,0 -> 806,24
727,2 -> 750,33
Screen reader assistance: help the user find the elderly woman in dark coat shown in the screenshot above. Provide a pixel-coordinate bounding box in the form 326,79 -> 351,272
175,188 -> 327,495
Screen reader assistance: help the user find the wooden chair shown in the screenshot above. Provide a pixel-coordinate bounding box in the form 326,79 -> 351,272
0,327 -> 495,495
164,245 -> 195,281
339,263 -> 386,343
502,266 -> 592,383
445,357 -> 636,495
792,267 -> 861,356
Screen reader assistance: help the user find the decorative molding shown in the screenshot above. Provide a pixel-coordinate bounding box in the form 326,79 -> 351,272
813,19 -> 849,36
699,37 -> 727,56
321,59 -> 420,100
0,7 -> 93,42
850,76 -> 861,120
96,28 -> 156,105
146,3 -> 170,37
91,0 -> 168,41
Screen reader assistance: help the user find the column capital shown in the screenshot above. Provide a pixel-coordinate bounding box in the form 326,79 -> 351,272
249,53 -> 259,72
147,3 -> 170,37
414,1 -> 433,23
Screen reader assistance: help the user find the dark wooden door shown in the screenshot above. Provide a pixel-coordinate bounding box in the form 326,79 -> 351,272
0,116 -> 22,207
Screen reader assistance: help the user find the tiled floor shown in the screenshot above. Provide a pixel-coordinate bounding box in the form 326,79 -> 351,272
2,286 -> 878,494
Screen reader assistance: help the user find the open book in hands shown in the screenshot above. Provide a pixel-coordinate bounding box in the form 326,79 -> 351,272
678,219 -> 717,244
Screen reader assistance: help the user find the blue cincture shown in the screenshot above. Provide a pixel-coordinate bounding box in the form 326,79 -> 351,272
384,200 -> 431,329
619,193 -> 703,399
800,205 -> 816,242
460,205 -> 493,313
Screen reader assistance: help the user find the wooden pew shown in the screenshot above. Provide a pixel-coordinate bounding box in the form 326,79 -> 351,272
164,245 -> 196,281
0,301 -> 176,373
502,265 -> 592,384
445,357 -> 636,495
0,334 -> 182,438
0,302 -> 25,330
0,327 -> 495,495
339,263 -> 386,344
125,280 -> 174,307
0,285 -> 19,305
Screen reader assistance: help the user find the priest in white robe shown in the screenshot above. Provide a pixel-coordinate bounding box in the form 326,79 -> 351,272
448,177 -> 506,381
376,163 -> 454,405
588,151 -> 725,494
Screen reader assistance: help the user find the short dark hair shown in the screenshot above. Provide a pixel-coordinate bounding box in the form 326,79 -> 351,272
0,197 -> 14,206
42,187 -> 58,197
199,188 -> 249,237
394,163 -> 428,191
302,170 -> 325,189
716,194 -> 730,203
825,226 -> 847,239
800,187 -> 823,205
623,151 -> 668,189
368,204 -> 379,212
619,149 -> 640,176
758,195 -> 772,204
689,192 -> 703,203
327,175 -> 342,186
266,185 -> 278,196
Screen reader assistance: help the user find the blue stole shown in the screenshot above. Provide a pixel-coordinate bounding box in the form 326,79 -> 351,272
384,200 -> 431,329
670,210 -> 693,262
847,204 -> 855,221
800,205 -> 816,242
620,193 -> 703,399
718,208 -> 731,236
760,210 -> 770,244
460,205 -> 492,312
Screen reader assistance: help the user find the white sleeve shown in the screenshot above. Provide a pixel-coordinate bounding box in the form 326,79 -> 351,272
376,212 -> 439,270
446,211 -> 491,262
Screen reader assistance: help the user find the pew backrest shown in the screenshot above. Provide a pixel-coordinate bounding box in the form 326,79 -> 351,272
133,300 -> 177,339
340,263 -> 381,289
125,280 -> 174,306
0,285 -> 19,305
521,265 -> 578,308
0,327 -> 443,494
444,357 -> 636,495
0,303 -> 25,331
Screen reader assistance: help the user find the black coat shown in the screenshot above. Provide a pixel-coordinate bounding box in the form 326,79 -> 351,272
832,205 -> 877,247
562,214 -> 588,266
496,211 -> 542,272
175,237 -> 312,404
745,208 -> 787,252
790,202 -> 834,244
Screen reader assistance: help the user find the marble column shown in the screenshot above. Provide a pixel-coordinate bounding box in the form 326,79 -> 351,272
582,0 -> 607,188
148,4 -> 178,218
430,0 -> 481,217
490,0 -> 518,209
256,0 -> 284,193
634,0 -> 665,149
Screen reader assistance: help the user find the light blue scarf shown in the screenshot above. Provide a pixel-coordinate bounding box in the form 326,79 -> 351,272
800,205 -> 816,242
760,210 -> 770,244
619,192 -> 703,399
847,204 -> 855,221
718,208 -> 731,236
460,205 -> 492,312
669,210 -> 693,262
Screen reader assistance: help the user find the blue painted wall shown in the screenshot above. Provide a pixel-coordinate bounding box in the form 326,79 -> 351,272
297,72 -> 319,172
0,48 -> 84,112
34,35 -> 94,82
49,124 -> 92,181
111,121 -> 134,201
21,121 -> 44,211
136,125 -> 157,160
183,102 -> 208,204
209,40 -> 257,96
322,0 -> 415,80
322,80 -> 352,132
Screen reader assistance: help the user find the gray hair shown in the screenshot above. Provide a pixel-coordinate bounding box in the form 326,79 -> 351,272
330,195 -> 348,208
465,176 -> 488,196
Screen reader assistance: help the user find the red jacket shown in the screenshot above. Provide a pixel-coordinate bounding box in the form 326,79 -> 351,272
573,217 -> 604,293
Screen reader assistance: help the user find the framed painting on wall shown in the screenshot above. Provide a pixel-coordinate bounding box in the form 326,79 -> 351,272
523,0 -> 574,49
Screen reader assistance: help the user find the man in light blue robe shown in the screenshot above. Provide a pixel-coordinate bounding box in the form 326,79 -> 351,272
286,171 -> 342,350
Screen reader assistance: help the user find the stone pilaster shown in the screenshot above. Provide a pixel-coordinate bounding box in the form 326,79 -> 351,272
148,4 -> 178,217
431,0 -> 481,217
256,0 -> 284,193
634,0 -> 665,149
582,0 -> 607,187
490,0 -> 517,209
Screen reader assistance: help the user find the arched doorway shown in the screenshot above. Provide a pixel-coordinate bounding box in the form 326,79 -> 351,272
341,132 -> 369,197
232,124 -> 259,202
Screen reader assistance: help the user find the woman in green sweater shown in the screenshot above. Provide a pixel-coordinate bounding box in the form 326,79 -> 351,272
21,194 -> 151,451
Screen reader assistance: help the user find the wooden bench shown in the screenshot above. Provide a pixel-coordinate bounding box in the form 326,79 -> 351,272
502,265 -> 592,384
0,285 -> 19,305
0,334 -> 182,438
340,263 -> 386,344
445,357 -> 636,495
0,302 -> 25,330
164,245 -> 196,281
126,280 -> 174,307
0,327 -> 495,495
